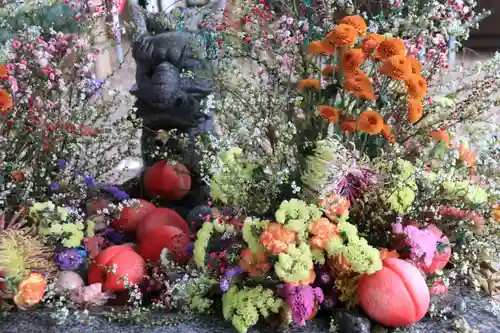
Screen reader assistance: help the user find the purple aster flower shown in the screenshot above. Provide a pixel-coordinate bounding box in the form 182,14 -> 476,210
54,249 -> 85,270
57,159 -> 66,169
280,284 -> 324,326
225,266 -> 243,278
220,278 -> 230,292
98,184 -> 129,201
332,167 -> 377,204
50,183 -> 59,191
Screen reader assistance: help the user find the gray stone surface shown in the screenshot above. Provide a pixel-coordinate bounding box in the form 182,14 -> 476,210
0,287 -> 499,333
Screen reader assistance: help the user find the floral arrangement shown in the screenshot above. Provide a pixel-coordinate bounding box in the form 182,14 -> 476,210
0,0 -> 499,332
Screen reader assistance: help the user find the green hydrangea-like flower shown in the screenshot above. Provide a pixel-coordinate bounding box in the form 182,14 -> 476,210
396,158 -> 416,181
326,221 -> 382,275
275,199 -> 322,240
388,187 -> 415,214
222,286 -> 283,333
194,222 -> 214,268
441,180 -> 488,205
242,218 -> 267,253
275,243 -> 314,283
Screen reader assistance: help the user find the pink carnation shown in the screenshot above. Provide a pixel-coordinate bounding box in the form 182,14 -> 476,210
403,225 -> 441,267
71,283 -> 111,308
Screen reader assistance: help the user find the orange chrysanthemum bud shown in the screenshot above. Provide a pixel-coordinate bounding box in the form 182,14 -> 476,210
357,110 -> 384,135
406,55 -> 422,74
0,65 -> 8,79
298,79 -> 321,93
407,98 -> 423,124
308,40 -> 335,55
340,119 -> 357,133
458,145 -> 477,168
326,24 -> 358,47
322,65 -> 337,76
344,72 -> 376,100
0,88 -> 13,112
362,33 -> 385,54
318,105 -> 340,123
341,48 -> 365,76
405,74 -> 427,99
381,124 -> 395,143
374,37 -> 406,61
340,15 -> 367,35
431,129 -> 450,147
380,55 -> 413,80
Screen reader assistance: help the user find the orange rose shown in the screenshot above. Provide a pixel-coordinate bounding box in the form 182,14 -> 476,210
379,248 -> 400,261
14,272 -> 47,310
405,74 -> 427,98
239,248 -> 271,277
407,55 -> 422,74
0,88 -> 13,112
309,218 -> 339,250
380,55 -> 413,80
374,38 -> 406,61
326,24 -> 358,47
318,105 -> 340,123
260,222 -> 296,255
298,79 -> 321,93
431,129 -> 450,147
407,98 -> 423,124
344,72 -> 376,100
357,110 -> 384,135
458,145 -> 477,168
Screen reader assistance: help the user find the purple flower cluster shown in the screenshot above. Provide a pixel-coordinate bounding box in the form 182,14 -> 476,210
333,167 -> 377,204
54,249 -> 84,270
280,284 -> 324,326
219,267 -> 243,292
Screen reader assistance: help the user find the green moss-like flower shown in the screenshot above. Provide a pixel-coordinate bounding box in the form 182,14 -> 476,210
327,221 -> 382,275
466,186 -> 488,205
301,139 -> 336,198
194,222 -> 214,268
275,243 -> 314,283
441,181 -> 488,205
0,229 -> 57,281
222,285 -> 283,333
388,187 -> 415,214
275,199 -> 322,240
242,218 -> 267,253
311,247 -> 325,265
396,158 -> 416,181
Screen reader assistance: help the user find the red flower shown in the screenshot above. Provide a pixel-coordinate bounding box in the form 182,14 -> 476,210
429,280 -> 448,295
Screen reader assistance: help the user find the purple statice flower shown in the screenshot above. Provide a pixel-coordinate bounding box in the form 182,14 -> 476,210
219,267 -> 243,293
333,167 -> 377,204
403,225 -> 441,267
57,159 -> 66,169
98,184 -> 129,202
50,183 -> 59,191
84,175 -> 95,187
54,249 -> 85,270
86,79 -> 104,97
280,284 -> 324,326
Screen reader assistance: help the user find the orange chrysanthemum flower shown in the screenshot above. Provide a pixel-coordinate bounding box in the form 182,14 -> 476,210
239,248 -> 271,277
340,15 -> 367,35
380,55 -> 413,80
341,48 -> 365,76
379,248 -> 400,261
298,79 -> 321,93
0,65 -> 8,79
326,24 -> 358,47
374,37 -> 406,61
260,222 -> 296,255
381,124 -> 395,143
407,98 -> 423,124
308,218 -> 339,250
407,55 -> 422,74
322,65 -> 336,76
458,145 -> 477,168
405,74 -> 427,98
357,110 -> 384,135
492,204 -> 500,222
362,33 -> 385,54
308,40 -> 335,55
340,119 -> 357,133
431,129 -> 450,147
318,105 -> 340,123
344,72 -> 376,100
0,88 -> 13,112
